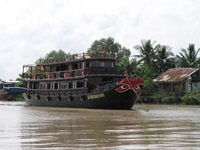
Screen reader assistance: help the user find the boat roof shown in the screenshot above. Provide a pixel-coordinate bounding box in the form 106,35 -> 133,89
23,53 -> 116,67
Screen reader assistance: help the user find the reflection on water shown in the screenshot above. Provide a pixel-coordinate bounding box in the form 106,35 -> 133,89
0,102 -> 200,150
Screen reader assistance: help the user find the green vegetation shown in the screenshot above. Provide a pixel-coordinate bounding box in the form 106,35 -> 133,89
16,37 -> 200,104
181,92 -> 200,105
14,94 -> 24,101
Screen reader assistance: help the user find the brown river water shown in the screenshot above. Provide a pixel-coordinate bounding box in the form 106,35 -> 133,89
0,101 -> 200,150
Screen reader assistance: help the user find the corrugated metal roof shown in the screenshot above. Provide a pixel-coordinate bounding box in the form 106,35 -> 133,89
153,68 -> 199,83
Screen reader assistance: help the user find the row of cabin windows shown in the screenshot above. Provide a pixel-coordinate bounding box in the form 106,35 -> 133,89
26,81 -> 87,89
37,60 -> 114,72
86,60 -> 114,68
40,62 -> 85,72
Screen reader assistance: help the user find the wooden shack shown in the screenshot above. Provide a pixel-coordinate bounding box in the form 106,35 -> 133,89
153,68 -> 200,93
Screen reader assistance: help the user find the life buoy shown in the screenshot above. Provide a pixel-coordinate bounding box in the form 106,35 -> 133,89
80,95 -> 87,101
57,96 -> 61,101
27,95 -> 31,99
68,96 -> 73,101
36,94 -> 40,100
46,96 -> 50,101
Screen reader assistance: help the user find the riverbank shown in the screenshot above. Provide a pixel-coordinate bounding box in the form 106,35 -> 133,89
141,91 -> 200,105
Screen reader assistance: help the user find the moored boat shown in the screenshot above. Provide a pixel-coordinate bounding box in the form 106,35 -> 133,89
22,53 -> 144,109
0,81 -> 23,101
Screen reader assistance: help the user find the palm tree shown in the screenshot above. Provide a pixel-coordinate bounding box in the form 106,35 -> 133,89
134,39 -> 157,68
155,44 -> 175,74
118,57 -> 139,77
176,44 -> 200,68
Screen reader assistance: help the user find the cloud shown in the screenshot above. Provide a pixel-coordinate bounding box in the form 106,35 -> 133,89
0,0 -> 200,80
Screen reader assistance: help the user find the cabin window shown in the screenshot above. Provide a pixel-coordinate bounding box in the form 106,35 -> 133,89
33,82 -> 38,89
60,65 -> 68,71
86,61 -> 89,67
69,82 -> 72,89
111,61 -> 114,68
44,66 -> 50,72
43,83 -> 46,89
27,82 -> 30,89
50,83 -> 54,89
77,81 -> 83,88
105,61 -> 108,67
61,82 -> 68,89
60,83 -> 63,89
73,81 -> 77,88
82,62 -> 85,69
99,61 -> 105,67
92,61 -> 96,67
47,83 -> 50,89
78,63 -> 81,69
56,66 -> 60,71
66,65 -> 69,70
55,83 -> 58,89
95,60 -> 99,67
39,83 -> 43,89
84,80 -> 88,88
72,63 -> 79,69
89,61 -> 92,68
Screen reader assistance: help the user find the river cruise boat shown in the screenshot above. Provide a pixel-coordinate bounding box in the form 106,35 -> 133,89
22,53 -> 144,109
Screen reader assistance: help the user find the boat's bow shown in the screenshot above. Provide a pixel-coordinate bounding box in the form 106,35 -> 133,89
115,78 -> 144,94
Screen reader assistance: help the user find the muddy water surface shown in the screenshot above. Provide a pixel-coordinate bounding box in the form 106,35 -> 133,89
0,102 -> 200,150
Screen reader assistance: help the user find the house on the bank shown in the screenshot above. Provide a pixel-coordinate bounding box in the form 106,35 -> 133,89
153,68 -> 200,93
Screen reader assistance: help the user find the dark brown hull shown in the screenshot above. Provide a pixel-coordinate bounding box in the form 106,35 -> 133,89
23,88 -> 139,110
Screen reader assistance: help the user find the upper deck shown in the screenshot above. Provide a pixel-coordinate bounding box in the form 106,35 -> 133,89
24,53 -> 117,67
22,53 -> 126,80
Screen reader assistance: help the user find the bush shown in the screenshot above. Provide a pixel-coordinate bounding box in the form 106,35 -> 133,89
150,89 -> 168,104
14,94 -> 24,101
161,96 -> 182,104
181,92 -> 200,105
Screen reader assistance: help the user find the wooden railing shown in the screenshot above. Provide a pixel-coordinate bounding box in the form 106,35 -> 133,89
37,53 -> 117,65
22,68 -> 125,80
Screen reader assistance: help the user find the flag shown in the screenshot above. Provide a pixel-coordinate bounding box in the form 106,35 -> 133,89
99,49 -> 103,55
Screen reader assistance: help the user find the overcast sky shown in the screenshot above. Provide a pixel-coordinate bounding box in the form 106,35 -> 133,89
0,0 -> 200,80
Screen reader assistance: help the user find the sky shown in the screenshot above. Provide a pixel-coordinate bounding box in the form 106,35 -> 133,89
0,0 -> 200,80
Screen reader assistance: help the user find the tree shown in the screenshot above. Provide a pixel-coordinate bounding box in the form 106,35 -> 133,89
87,37 -> 131,62
134,39 -> 157,68
176,44 -> 200,68
44,49 -> 72,60
155,44 -> 175,74
118,57 -> 139,76
35,49 -> 72,64
15,74 -> 23,87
